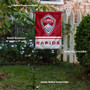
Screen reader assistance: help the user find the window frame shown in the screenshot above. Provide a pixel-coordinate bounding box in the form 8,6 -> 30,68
38,0 -> 64,5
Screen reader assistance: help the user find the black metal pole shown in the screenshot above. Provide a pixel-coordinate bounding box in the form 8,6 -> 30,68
32,6 -> 35,90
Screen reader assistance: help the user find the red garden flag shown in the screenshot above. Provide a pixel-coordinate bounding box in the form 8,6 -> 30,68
35,12 -> 61,49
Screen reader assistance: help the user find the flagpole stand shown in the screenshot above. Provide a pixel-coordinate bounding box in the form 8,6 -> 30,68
32,6 -> 36,90
28,6 -> 36,90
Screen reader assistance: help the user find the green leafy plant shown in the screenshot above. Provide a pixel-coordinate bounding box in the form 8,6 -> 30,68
0,0 -> 57,65
75,14 -> 90,70
0,0 -> 54,35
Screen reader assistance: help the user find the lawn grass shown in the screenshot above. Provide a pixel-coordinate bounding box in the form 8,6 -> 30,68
0,62 -> 90,90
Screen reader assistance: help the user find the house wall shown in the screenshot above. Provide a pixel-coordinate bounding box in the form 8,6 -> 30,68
38,0 -> 90,16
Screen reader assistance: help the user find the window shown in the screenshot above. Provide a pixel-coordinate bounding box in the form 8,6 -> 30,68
38,0 -> 64,5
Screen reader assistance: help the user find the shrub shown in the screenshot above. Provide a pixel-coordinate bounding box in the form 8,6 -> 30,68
75,14 -> 90,70
0,41 -> 58,64
0,21 -> 58,64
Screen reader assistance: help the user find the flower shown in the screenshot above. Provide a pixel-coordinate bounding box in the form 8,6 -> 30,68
29,39 -> 32,42
32,50 -> 34,53
52,50 -> 54,53
0,46 -> 2,49
11,45 -> 14,47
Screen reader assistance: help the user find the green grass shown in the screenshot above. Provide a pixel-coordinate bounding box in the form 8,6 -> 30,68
0,62 -> 90,90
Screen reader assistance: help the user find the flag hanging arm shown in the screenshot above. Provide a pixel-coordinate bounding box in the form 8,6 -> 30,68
10,4 -> 38,7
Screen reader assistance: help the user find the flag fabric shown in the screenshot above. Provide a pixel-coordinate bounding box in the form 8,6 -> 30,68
35,12 -> 61,49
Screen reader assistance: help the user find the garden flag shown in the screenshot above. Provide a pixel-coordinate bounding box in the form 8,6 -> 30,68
35,12 -> 61,49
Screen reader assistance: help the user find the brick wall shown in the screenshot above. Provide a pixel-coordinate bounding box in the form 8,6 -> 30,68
38,0 -> 90,16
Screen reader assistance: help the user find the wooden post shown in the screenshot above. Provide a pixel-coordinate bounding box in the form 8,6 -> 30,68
77,10 -> 81,26
70,10 -> 75,63
63,11 -> 68,62
84,10 -> 88,16
29,10 -> 33,19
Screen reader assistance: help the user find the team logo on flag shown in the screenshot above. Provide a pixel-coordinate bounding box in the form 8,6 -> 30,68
35,12 -> 61,49
41,14 -> 56,35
